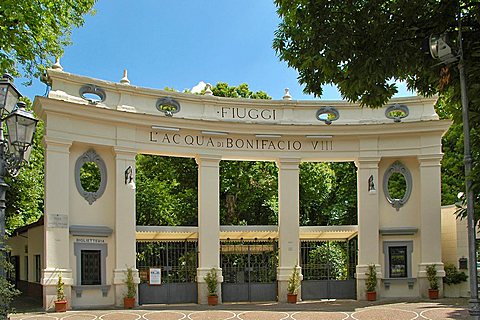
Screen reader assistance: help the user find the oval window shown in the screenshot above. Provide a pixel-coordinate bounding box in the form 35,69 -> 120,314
80,162 -> 101,193
385,104 -> 409,122
156,97 -> 180,116
75,149 -> 107,205
79,84 -> 106,104
387,172 -> 407,200
383,161 -> 412,211
316,107 -> 339,125
81,92 -> 104,104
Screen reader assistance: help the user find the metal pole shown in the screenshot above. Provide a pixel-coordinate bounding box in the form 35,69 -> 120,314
0,120 -> 9,319
0,120 -> 7,279
458,8 -> 480,318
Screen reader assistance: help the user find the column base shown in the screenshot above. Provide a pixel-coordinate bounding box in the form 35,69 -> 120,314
42,268 -> 73,311
197,267 -> 223,305
277,266 -> 302,303
113,268 -> 140,307
356,264 -> 382,300
417,263 -> 445,298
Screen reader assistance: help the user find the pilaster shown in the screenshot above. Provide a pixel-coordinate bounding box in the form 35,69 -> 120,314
276,158 -> 302,302
417,155 -> 445,297
112,147 -> 139,306
42,137 -> 73,310
355,157 -> 381,300
195,154 -> 223,304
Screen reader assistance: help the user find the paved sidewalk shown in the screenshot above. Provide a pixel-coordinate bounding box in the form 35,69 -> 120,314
10,297 -> 471,319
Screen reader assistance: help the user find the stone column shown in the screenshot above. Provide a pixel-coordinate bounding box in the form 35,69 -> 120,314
355,157 -> 381,300
196,154 -> 222,304
417,155 -> 445,297
42,137 -> 73,310
112,147 -> 139,306
276,158 -> 301,302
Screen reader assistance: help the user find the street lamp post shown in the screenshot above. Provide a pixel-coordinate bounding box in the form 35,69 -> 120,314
457,20 -> 480,319
429,9 -> 479,318
0,74 -> 38,313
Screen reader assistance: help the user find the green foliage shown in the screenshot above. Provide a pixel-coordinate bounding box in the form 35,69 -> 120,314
441,123 -> 465,205
299,162 -> 357,226
443,263 -> 468,286
56,273 -> 65,301
79,162 -> 101,192
209,82 -> 271,100
0,0 -> 96,82
204,268 -> 217,296
387,172 -> 407,200
365,264 -> 377,292
274,1 -> 480,212
220,160 -> 278,225
306,242 -> 348,280
426,264 -> 439,290
287,266 -> 301,294
5,98 -> 44,234
0,246 -> 20,317
135,155 -> 197,226
124,266 -> 136,298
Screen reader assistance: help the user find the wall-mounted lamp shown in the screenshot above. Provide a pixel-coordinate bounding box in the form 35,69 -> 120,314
125,165 -> 135,189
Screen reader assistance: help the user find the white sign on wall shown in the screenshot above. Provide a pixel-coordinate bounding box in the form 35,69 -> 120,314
47,214 -> 68,228
149,268 -> 162,285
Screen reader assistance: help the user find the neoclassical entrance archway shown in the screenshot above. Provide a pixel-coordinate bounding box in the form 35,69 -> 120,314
34,68 -> 449,310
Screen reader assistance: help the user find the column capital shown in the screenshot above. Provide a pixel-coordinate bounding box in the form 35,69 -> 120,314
276,157 -> 301,169
355,157 -> 380,169
195,154 -> 221,166
113,146 -> 137,161
43,136 -> 72,153
417,154 -> 443,167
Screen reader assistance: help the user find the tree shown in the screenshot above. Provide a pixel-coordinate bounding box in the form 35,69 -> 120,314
135,155 -> 197,226
273,0 -> 480,214
5,98 -> 44,234
0,0 -> 96,82
220,160 -> 278,225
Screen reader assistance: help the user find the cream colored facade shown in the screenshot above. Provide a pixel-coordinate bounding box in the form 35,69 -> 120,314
30,68 -> 451,310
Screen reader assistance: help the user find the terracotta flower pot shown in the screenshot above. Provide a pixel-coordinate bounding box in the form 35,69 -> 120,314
124,297 -> 135,309
55,300 -> 67,312
428,289 -> 439,299
366,291 -> 377,301
208,295 -> 218,306
287,293 -> 297,303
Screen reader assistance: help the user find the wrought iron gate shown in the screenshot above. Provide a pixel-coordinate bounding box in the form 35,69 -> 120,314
221,240 -> 278,302
136,241 -> 198,304
301,238 -> 357,300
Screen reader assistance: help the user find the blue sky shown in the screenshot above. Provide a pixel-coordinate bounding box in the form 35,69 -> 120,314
19,1 -> 413,101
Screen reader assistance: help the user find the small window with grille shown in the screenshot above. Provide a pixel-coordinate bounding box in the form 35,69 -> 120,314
34,255 -> 41,283
81,250 -> 101,285
388,246 -> 408,278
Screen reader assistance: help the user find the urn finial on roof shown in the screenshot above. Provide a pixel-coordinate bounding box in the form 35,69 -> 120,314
204,83 -> 213,96
52,57 -> 63,71
120,69 -> 130,84
283,88 -> 292,100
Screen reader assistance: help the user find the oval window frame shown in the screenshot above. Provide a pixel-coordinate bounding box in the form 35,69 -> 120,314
156,97 -> 181,116
385,104 -> 409,122
316,106 -> 340,125
75,149 -> 107,205
383,161 -> 412,211
79,84 -> 106,104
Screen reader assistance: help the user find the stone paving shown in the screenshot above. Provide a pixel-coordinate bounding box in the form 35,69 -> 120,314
10,298 -> 471,320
